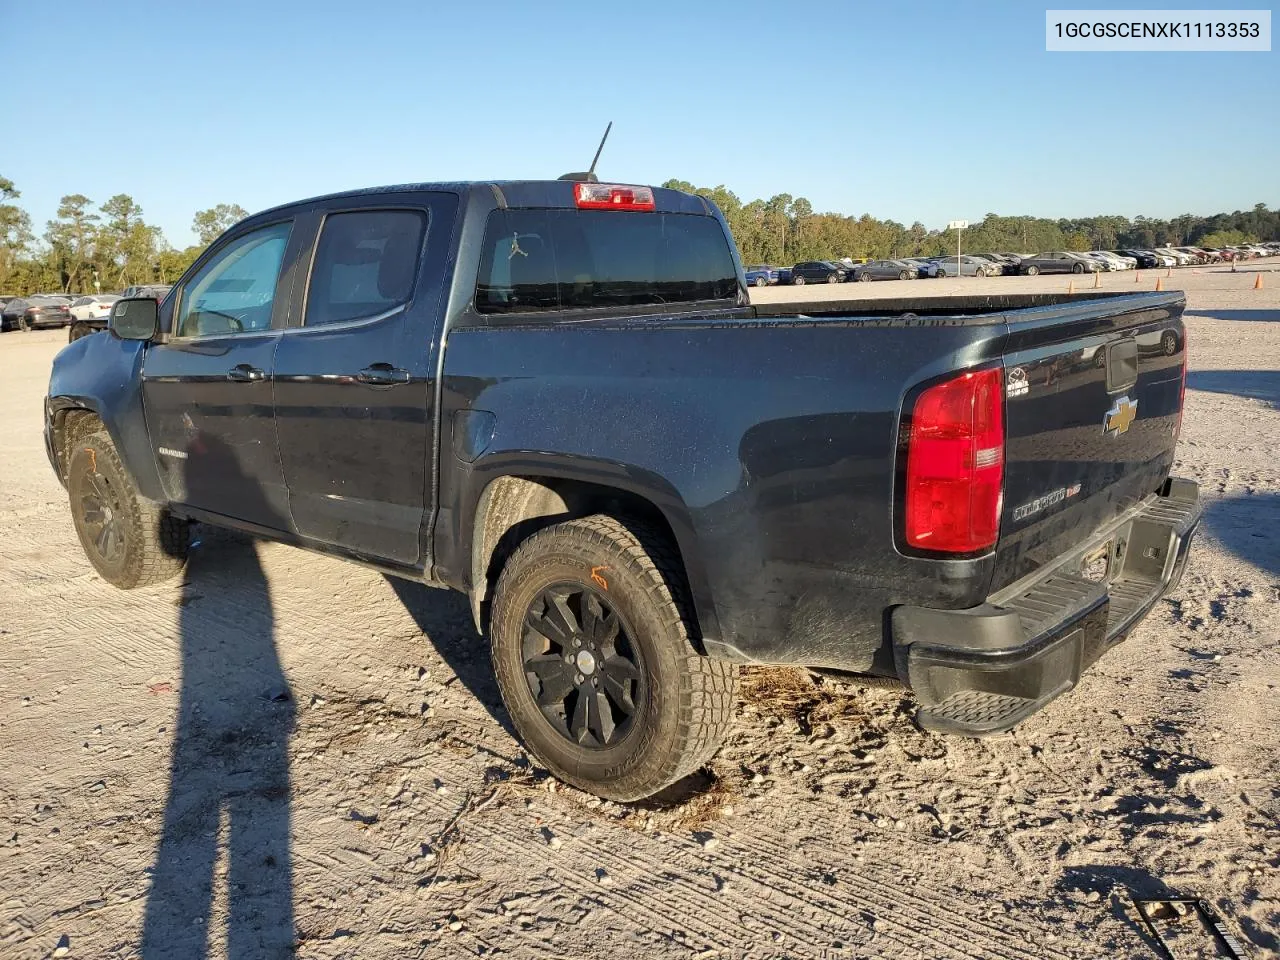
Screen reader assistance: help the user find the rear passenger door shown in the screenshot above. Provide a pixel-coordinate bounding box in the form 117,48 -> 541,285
272,193 -> 458,566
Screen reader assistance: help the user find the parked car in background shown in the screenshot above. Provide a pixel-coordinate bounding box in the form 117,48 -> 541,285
1154,248 -> 1194,266
2,296 -> 73,331
932,255 -> 995,277
121,284 -> 173,301
1019,252 -> 1102,275
901,257 -> 943,278
1082,253 -> 1118,271
774,265 -> 793,284
1115,249 -> 1160,269
850,259 -> 917,281
744,265 -> 783,287
1093,251 -> 1136,270
790,260 -> 846,284
69,294 -> 120,322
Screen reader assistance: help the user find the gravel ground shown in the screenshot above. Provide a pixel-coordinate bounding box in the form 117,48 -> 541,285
1,264 -> 1277,959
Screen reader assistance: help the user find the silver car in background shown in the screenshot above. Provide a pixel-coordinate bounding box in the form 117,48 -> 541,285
850,259 -> 918,281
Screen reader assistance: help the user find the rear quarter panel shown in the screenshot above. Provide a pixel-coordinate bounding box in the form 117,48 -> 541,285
437,316 -> 1006,672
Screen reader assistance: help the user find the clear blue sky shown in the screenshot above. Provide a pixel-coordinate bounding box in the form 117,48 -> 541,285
5,0 -> 1276,247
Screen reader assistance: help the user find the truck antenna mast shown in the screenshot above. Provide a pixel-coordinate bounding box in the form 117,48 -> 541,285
557,122 -> 613,183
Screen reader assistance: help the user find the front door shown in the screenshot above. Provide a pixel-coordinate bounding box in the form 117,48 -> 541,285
273,194 -> 456,565
142,220 -> 303,531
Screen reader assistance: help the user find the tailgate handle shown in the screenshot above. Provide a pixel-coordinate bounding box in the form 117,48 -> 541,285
1106,339 -> 1138,392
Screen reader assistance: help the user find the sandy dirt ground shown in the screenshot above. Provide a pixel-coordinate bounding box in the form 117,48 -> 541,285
1,264 -> 1277,959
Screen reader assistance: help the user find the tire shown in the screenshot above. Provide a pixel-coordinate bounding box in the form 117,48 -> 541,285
754,276 -> 768,288
69,322 -> 92,343
827,272 -> 839,284
858,271 -> 872,282
17,314 -> 29,332
1073,262 -> 1085,274
67,430 -> 190,589
1025,265 -> 1040,276
793,275 -> 806,285
898,270 -> 910,280
1162,331 -> 1177,356
490,514 -> 737,801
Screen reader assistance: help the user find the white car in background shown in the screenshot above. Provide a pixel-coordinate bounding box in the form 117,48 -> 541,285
68,294 -> 120,322
1155,248 -> 1195,266
1084,252 -> 1121,271
1091,251 -> 1135,271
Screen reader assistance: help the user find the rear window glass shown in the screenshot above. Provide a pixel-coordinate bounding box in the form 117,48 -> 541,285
475,209 -> 737,314
306,210 -> 427,326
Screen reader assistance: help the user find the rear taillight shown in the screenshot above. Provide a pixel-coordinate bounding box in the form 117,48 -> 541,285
1175,329 -> 1187,441
904,368 -> 1005,553
573,182 -> 656,211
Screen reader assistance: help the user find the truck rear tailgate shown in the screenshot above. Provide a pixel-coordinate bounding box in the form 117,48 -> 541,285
991,292 -> 1187,591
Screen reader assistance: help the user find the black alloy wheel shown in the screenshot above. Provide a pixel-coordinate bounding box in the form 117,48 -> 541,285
522,584 -> 645,748
77,466 -> 128,567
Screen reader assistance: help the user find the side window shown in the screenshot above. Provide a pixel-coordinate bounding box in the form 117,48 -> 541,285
304,209 -> 427,326
176,223 -> 292,338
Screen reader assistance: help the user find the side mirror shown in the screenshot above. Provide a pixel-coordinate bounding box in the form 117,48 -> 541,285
110,297 -> 159,341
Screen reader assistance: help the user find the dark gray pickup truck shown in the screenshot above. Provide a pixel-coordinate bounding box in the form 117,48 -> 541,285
45,178 -> 1200,799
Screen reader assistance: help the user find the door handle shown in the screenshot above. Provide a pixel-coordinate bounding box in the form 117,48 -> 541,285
356,363 -> 410,385
227,364 -> 265,382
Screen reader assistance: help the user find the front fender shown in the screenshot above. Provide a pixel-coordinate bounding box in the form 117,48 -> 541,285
47,334 -> 165,502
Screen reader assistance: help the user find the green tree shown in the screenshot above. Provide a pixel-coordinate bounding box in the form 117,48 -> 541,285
192,203 -> 249,245
99,194 -> 160,285
1198,229 -> 1258,248
1,175 -> 34,284
44,194 -> 99,292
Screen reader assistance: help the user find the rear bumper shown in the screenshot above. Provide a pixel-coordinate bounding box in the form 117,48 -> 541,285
892,478 -> 1201,735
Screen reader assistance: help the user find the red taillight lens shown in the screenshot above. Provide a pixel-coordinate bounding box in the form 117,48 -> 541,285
573,182 -> 656,211
1175,328 -> 1187,441
904,368 -> 1005,553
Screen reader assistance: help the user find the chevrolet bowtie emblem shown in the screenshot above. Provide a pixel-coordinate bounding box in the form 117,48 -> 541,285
1104,396 -> 1138,436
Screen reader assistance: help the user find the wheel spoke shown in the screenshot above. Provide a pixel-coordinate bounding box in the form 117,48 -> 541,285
580,592 -> 603,642
569,689 -> 592,744
95,522 -> 113,556
601,672 -> 636,716
588,690 -> 615,744
527,593 -> 578,649
526,654 -> 576,706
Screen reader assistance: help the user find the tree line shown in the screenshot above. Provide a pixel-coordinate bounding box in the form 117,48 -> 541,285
661,179 -> 1277,265
0,174 -> 245,295
2,171 -> 1275,294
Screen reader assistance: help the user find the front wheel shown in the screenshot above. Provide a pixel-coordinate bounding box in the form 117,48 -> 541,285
67,429 -> 190,589
490,515 -> 738,801
754,276 -> 768,288
1073,262 -> 1085,274
898,270 -> 911,280
1025,265 -> 1040,276
827,272 -> 840,284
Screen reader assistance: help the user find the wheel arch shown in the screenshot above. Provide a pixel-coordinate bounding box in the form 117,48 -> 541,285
461,460 -> 721,652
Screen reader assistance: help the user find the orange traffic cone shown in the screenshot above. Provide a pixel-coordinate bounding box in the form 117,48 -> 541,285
1134,270 -> 1142,283
1093,271 -> 1101,288
1155,277 -> 1164,291
1068,279 -> 1075,294
1255,273 -> 1264,290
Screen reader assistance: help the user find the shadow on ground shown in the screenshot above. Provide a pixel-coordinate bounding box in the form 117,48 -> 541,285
385,576 -> 517,740
1202,492 -> 1280,578
1186,368 -> 1280,409
1185,309 -> 1280,323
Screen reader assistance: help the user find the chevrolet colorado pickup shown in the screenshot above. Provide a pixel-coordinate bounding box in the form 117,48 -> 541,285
45,179 -> 1200,800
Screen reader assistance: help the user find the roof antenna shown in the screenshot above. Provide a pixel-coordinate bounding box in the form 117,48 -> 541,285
557,122 -> 612,183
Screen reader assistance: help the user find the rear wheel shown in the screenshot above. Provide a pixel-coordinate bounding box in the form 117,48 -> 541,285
754,276 -> 768,288
490,515 -> 737,801
67,430 -> 189,589
793,275 -> 806,285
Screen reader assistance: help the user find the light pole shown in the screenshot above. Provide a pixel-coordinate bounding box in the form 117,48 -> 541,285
947,220 -> 969,276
